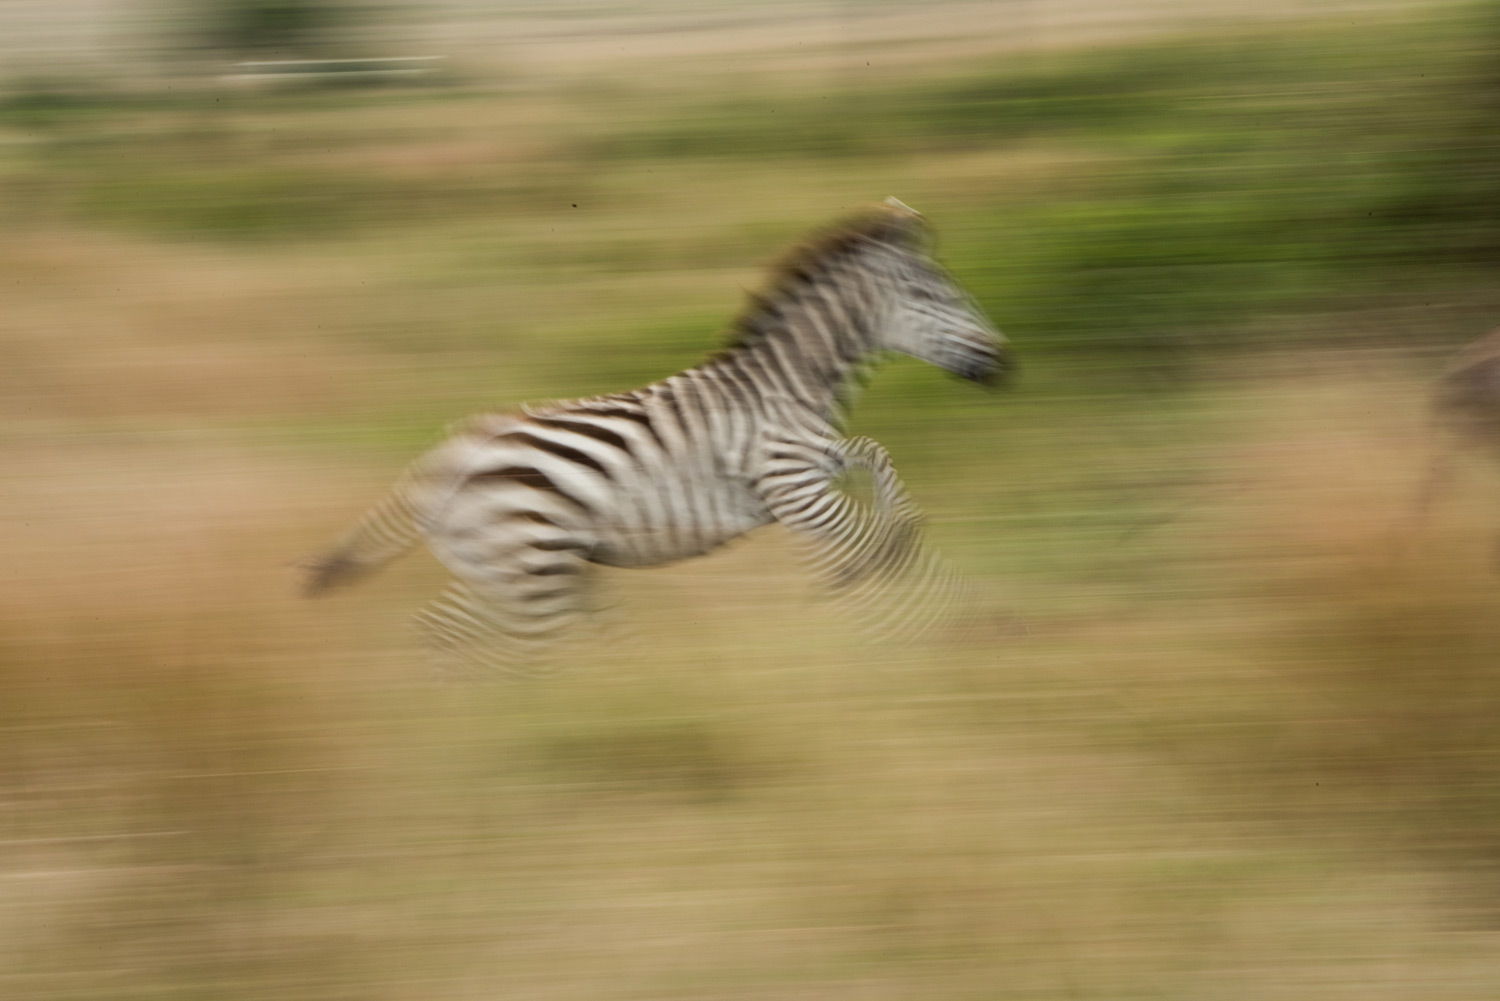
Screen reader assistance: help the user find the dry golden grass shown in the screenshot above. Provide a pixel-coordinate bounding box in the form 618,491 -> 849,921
7,316 -> 1500,998
1169,355 -> 1500,889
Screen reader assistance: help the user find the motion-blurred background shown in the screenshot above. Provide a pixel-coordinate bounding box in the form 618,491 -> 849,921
5,1 -> 1500,998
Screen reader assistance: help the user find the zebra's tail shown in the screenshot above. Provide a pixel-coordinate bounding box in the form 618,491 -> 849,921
302,415 -> 517,597
301,477 -> 427,597
301,420 -> 501,597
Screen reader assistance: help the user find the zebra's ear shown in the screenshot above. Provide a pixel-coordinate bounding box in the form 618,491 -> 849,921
871,197 -> 930,247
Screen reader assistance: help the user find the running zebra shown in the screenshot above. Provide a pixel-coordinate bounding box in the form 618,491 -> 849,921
1400,328 -> 1500,557
303,199 -> 1011,673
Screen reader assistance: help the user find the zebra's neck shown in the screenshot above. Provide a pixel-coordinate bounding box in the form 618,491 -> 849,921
704,268 -> 884,421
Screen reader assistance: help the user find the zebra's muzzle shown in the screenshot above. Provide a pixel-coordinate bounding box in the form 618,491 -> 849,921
960,347 -> 1014,389
983,351 -> 1015,388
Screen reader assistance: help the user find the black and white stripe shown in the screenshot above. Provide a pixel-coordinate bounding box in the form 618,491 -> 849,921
303,199 -> 1011,674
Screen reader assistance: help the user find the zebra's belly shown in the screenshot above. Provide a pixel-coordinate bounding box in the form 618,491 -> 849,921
588,509 -> 772,569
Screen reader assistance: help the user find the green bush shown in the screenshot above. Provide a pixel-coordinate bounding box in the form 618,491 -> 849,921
178,0 -> 366,57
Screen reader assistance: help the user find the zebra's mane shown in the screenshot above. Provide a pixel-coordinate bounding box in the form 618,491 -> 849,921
722,203 -> 928,351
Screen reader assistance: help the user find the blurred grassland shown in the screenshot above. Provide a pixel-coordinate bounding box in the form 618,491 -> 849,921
6,2 -> 1500,999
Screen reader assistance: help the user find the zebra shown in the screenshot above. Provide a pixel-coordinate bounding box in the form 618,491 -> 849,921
1400,328 -> 1500,557
303,199 -> 1012,674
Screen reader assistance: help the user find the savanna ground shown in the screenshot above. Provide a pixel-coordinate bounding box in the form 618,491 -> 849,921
6,1 -> 1500,998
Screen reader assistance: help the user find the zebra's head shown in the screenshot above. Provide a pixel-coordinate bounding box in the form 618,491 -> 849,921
863,199 -> 1012,388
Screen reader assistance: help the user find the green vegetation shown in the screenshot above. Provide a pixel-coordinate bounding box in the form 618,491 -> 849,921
7,8 -> 1500,357
173,0 -> 372,57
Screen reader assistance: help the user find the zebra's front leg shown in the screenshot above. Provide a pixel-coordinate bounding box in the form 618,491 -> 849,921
834,435 -> 929,579
757,435 -> 970,641
756,435 -> 926,593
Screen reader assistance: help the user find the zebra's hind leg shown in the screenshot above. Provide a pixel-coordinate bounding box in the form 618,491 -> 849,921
415,549 -> 597,680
